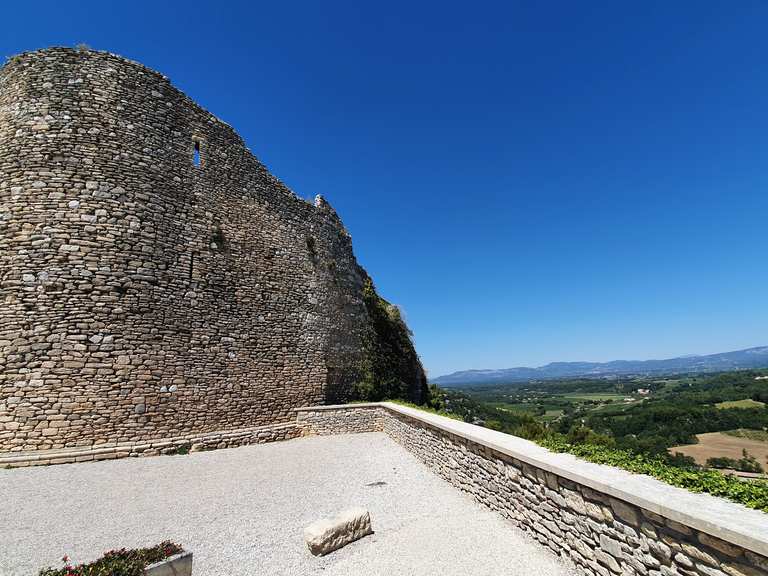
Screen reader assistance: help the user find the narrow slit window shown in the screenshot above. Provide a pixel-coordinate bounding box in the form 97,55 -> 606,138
193,140 -> 201,167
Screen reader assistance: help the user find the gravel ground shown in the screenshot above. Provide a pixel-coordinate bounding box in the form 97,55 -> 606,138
0,432 -> 575,576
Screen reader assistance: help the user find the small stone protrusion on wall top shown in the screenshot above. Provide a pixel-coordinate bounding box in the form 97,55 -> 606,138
313,194 -> 348,234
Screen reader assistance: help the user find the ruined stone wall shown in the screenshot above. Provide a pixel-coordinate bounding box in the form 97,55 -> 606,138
296,404 -> 768,576
0,47 -> 426,452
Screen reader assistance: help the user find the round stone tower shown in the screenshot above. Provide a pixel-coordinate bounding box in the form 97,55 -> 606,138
0,47 -> 426,452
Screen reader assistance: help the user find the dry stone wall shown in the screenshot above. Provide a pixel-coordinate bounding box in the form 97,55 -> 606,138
0,420 -> 301,467
0,47 -> 425,452
296,404 -> 768,576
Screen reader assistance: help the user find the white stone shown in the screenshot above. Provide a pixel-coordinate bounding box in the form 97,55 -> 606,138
304,507 -> 372,556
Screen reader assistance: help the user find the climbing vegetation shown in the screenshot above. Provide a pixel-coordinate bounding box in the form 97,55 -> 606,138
354,278 -> 428,404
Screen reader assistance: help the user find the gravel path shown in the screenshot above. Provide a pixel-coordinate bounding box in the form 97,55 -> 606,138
0,432 -> 575,576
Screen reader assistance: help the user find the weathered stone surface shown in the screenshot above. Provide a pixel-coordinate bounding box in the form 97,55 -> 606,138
746,552 -> 768,573
668,520 -> 694,536
600,534 -> 624,560
697,564 -> 728,576
723,564 -> 766,576
0,48 -> 427,453
304,507 -> 373,556
595,548 -> 622,573
649,539 -> 672,563
699,533 -> 743,558
611,498 -> 639,526
683,544 -> 719,567
675,553 -> 695,569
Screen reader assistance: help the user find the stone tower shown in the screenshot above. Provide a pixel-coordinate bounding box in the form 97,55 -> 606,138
0,47 -> 426,452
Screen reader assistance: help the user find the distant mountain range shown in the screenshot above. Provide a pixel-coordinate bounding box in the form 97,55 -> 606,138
431,346 -> 768,387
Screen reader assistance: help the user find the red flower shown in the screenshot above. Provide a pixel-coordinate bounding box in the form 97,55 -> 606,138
62,555 -> 69,563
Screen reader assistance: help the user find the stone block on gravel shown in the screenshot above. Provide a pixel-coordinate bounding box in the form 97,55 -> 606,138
304,507 -> 373,556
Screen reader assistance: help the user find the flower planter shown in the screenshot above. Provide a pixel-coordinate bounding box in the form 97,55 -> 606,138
144,551 -> 193,576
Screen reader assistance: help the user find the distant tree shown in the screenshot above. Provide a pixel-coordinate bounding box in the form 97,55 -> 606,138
707,456 -> 739,469
667,452 -> 698,468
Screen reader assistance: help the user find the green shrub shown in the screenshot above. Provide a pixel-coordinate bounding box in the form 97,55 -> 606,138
541,437 -> 768,512
425,383 -> 446,411
565,424 -> 615,447
386,399 -> 464,421
39,541 -> 182,576
707,456 -> 740,469
707,450 -> 764,473
355,278 -> 428,404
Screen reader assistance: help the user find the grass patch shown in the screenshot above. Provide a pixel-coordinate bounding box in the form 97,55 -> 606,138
716,399 -> 766,410
724,429 -> 768,442
541,409 -> 563,422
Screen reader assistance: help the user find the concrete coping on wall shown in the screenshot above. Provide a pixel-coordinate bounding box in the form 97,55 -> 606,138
295,402 -> 768,557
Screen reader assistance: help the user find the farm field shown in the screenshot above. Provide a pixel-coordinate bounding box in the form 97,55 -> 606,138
670,431 -> 768,469
716,399 -> 765,410
559,393 -> 626,401
483,392 -> 639,423
541,409 -> 564,422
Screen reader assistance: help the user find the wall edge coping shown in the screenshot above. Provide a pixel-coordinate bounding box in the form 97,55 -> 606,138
303,401 -> 768,557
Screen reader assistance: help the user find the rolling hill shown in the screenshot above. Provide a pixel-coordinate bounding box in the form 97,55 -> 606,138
432,346 -> 768,387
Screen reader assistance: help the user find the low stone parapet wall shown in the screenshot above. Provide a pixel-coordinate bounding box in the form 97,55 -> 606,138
295,403 -> 384,435
0,421 -> 301,468
296,403 -> 768,576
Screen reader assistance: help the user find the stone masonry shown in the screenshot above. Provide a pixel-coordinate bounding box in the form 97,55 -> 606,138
297,404 -> 768,576
0,47 -> 426,452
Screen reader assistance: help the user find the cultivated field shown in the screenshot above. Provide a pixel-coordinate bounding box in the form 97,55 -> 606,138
715,399 -> 766,409
670,431 -> 768,468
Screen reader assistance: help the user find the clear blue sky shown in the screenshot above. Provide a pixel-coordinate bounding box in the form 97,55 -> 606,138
3,1 -> 767,377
